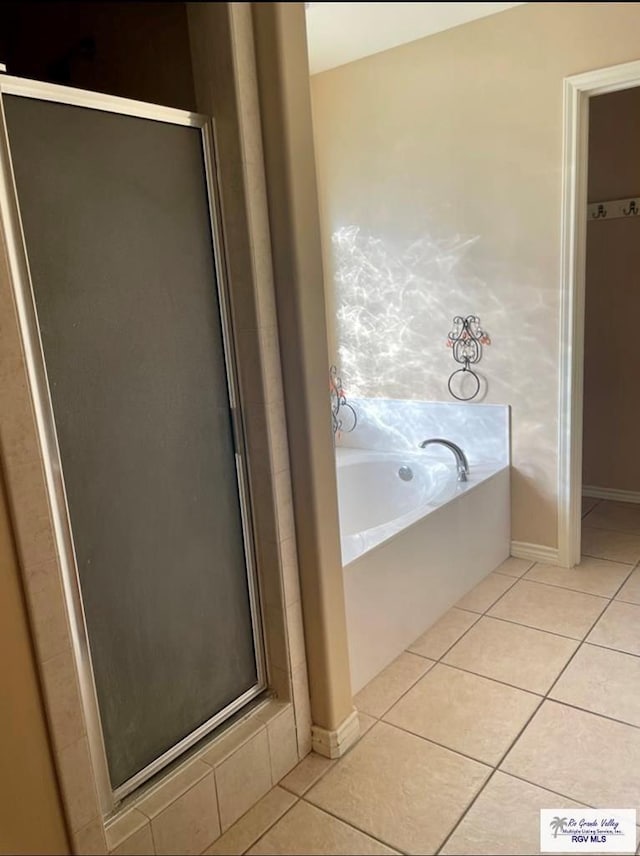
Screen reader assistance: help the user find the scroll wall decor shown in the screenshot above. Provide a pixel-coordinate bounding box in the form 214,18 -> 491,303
446,315 -> 491,401
329,365 -> 357,436
588,197 -> 640,221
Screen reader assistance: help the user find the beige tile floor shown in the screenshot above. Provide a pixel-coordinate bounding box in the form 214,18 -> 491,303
208,499 -> 640,855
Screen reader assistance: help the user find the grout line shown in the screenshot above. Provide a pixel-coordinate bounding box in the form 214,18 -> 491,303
134,767 -> 214,823
355,655 -> 436,720
535,573 -> 632,594
202,765 -> 283,853
299,797 -> 409,856
210,768 -> 223,847
493,570 -> 532,580
583,638 -> 640,660
605,568 -> 638,611
596,555 -> 640,572
580,497 -> 602,520
409,648 -> 451,663
436,681 -> 547,854
544,561 -> 638,700
373,614 -> 488,721
615,595 -> 640,607
475,611 -> 598,641
582,549 -> 640,563
518,538 -> 638,720
434,766 -> 500,855
493,557 -> 535,579
431,661 -> 545,698
450,605 -> 486,616
419,613 -> 483,662
416,574 -> 525,666
434,529 -> 640,853
238,795 -> 301,856
375,555 -> 622,727
461,611 -> 588,643
535,606 -> 615,705
583,523 -> 640,539
475,611 -> 593,642
520,572 -> 633,600
542,697 -> 640,732
495,695 -> 552,768
521,556 -> 635,598
348,716 -> 503,802
279,755 -> 337,799
371,718 -> 497,770
293,522 -> 640,856
458,571 -> 521,616
494,575 -> 611,602
244,743 -> 368,853
148,820 -> 157,856
493,768 -> 596,809
435,688 -> 547,852
436,583 -> 639,709
436,761 -> 612,854
459,548 -> 640,842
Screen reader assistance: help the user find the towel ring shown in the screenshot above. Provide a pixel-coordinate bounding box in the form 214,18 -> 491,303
447,366 -> 480,401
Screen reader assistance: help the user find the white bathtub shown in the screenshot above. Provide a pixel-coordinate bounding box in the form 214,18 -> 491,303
336,446 -> 510,692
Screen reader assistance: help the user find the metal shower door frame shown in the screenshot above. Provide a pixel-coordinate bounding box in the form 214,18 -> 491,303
0,75 -> 267,812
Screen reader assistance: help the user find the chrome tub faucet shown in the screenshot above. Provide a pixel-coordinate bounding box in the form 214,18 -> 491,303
419,438 -> 469,482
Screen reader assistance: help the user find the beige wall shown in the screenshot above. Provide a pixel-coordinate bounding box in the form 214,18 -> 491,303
583,87 -> 640,493
0,469 -> 70,855
310,1 -> 640,549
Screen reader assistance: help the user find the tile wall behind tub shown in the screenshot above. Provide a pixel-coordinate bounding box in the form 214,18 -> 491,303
337,398 -> 510,466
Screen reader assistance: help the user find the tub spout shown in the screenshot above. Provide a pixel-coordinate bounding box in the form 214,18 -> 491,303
419,438 -> 469,482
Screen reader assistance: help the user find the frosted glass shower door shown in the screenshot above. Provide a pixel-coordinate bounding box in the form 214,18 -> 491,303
0,80 -> 265,801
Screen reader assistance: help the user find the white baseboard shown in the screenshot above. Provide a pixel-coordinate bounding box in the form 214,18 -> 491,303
582,485 -> 640,505
311,709 -> 360,759
511,541 -> 559,565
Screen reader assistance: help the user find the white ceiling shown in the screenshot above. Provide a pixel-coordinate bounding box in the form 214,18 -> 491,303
305,2 -> 525,75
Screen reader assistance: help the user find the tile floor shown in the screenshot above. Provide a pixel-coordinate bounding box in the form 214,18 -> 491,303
207,499 -> 640,855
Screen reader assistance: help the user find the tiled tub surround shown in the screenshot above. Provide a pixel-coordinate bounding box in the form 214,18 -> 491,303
216,518 -> 640,854
336,399 -> 510,691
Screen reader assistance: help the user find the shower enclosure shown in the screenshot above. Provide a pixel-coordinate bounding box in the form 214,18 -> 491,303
0,76 -> 266,808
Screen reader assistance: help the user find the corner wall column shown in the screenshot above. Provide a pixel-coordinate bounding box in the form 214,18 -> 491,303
250,2 -> 357,754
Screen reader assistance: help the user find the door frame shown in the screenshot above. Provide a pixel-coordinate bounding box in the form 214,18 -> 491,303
558,59 -> 640,567
0,75 -> 267,810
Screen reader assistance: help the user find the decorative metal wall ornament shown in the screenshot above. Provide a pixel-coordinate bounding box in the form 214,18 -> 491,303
587,196 -> 640,221
329,365 -> 357,436
446,315 -> 491,401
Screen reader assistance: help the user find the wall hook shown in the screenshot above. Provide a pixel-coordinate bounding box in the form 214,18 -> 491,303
588,197 -> 640,221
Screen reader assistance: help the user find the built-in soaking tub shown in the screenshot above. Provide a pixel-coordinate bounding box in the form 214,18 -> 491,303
336,444 -> 510,692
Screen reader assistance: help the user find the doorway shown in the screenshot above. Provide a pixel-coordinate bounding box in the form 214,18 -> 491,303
559,59 -> 640,567
0,75 -> 266,808
581,87 -> 640,560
